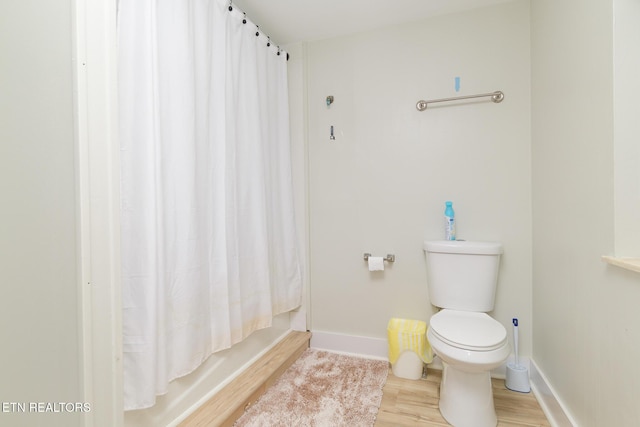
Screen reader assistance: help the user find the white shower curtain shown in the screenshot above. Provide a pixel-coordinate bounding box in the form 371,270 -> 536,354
118,0 -> 302,410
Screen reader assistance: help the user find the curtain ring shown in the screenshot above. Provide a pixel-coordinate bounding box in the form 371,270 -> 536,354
242,13 -> 246,24
228,1 -> 232,11
267,36 -> 271,47
255,26 -> 260,37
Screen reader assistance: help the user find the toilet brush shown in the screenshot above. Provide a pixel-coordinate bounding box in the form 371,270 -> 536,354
505,318 -> 530,393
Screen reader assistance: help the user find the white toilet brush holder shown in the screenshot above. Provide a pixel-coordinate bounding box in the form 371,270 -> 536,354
505,318 -> 530,393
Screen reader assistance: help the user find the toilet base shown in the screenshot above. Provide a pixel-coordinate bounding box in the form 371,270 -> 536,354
439,362 -> 497,427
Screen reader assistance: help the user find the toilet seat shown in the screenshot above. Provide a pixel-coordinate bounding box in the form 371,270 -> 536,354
429,309 -> 507,351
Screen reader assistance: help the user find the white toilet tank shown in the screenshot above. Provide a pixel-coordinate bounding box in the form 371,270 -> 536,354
424,240 -> 503,312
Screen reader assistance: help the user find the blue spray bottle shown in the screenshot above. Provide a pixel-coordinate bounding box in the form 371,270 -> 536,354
444,201 -> 456,241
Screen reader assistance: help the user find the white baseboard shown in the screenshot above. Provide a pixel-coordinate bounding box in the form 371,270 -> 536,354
310,330 -> 388,360
530,360 -> 577,427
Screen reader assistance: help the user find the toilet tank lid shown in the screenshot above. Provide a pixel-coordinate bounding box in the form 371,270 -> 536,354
423,240 -> 503,255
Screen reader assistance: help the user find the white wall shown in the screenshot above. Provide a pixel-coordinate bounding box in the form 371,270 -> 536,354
532,1 -> 640,426
305,1 -> 532,357
613,0 -> 640,256
0,1 -> 83,426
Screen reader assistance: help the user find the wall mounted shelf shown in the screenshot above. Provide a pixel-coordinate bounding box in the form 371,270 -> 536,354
601,256 -> 640,274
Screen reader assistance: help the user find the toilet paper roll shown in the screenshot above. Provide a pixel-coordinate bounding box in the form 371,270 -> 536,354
368,256 -> 384,271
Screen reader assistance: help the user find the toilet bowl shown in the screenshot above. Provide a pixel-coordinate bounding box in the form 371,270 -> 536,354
427,309 -> 510,427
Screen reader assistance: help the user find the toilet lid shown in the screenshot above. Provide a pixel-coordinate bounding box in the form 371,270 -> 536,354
430,310 -> 507,351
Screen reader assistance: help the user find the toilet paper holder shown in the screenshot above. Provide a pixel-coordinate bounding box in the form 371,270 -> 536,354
363,253 -> 395,263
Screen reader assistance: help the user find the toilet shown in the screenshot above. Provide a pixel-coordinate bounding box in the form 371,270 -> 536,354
424,240 -> 510,427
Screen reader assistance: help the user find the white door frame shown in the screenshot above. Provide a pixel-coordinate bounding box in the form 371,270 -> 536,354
73,0 -> 123,425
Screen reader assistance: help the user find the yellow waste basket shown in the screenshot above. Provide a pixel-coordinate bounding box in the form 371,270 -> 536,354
387,318 -> 433,380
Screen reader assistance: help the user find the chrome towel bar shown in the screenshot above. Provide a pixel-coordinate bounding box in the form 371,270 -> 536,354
416,90 -> 504,111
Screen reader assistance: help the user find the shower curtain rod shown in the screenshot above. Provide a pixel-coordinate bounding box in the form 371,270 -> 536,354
416,90 -> 504,111
228,1 -> 289,61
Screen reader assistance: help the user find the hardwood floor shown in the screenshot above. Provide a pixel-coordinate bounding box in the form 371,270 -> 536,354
376,368 -> 551,427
